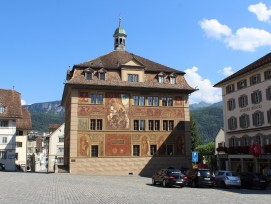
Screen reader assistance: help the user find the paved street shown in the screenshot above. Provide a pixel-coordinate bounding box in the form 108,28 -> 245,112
0,172 -> 270,204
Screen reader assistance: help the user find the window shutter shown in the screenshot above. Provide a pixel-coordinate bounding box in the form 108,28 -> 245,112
257,74 -> 261,83
251,93 -> 255,104
261,112 -> 264,125
252,113 -> 256,126
259,91 -> 262,102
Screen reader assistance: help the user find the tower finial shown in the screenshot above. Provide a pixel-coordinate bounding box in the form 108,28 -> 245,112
119,16 -> 122,27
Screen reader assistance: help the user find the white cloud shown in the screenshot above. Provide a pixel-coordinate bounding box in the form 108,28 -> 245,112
199,19 -> 271,51
21,99 -> 26,105
222,66 -> 234,76
199,19 -> 232,39
184,66 -> 221,104
248,2 -> 271,22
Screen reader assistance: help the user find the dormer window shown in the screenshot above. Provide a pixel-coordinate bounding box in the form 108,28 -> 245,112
264,69 -> 271,80
158,72 -> 166,84
169,73 -> 177,84
128,74 -> 138,82
84,68 -> 94,80
0,104 -> 5,113
98,68 -> 107,80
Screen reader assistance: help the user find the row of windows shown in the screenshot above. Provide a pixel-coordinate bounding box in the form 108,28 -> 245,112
0,120 -> 8,127
87,94 -> 176,107
86,119 -> 175,131
227,87 -> 271,110
90,144 -> 175,157
228,135 -> 268,147
226,69 -> 271,94
228,110 -> 271,130
84,70 -> 177,84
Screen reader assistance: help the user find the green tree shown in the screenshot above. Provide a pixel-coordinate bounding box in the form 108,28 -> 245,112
195,141 -> 216,169
190,114 -> 202,151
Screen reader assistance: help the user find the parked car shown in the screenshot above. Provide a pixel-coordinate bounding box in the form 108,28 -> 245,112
214,170 -> 241,188
186,168 -> 215,187
0,163 -> 5,171
152,169 -> 187,188
240,172 -> 269,190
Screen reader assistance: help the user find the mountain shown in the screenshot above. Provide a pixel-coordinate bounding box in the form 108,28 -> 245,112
23,101 -> 64,132
190,101 -> 212,111
24,100 -> 224,143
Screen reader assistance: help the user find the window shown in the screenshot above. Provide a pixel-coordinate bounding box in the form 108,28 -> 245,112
59,137 -> 64,143
238,95 -> 248,108
226,84 -> 235,94
90,94 -> 103,104
266,87 -> 271,100
163,120 -> 174,131
133,96 -> 139,106
162,97 -> 173,106
90,119 -> 103,130
149,120 -> 160,131
2,137 -> 7,144
239,114 -> 250,129
0,104 -> 5,113
148,96 -> 159,106
16,142 -> 22,147
91,145 -> 98,157
0,151 -> 7,159
229,138 -> 235,147
267,109 -> 271,124
85,72 -> 92,80
253,111 -> 264,126
139,96 -> 145,106
241,137 -> 250,146
58,147 -> 64,153
227,98 -> 236,111
170,77 -> 176,84
99,72 -> 105,80
150,145 -> 157,156
250,74 -> 261,85
0,120 -> 8,127
158,76 -> 164,83
237,79 -> 247,90
228,117 -> 237,130
255,135 -> 261,145
264,69 -> 271,80
251,90 -> 262,104
166,145 -> 173,155
57,157 -> 64,164
133,145 -> 140,156
134,120 -> 145,130
128,74 -> 138,82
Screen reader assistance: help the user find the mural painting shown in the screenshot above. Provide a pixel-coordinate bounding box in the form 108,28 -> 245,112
158,136 -> 166,155
78,118 -> 88,130
175,135 -> 185,155
79,91 -> 89,103
105,134 -> 131,156
79,135 -> 90,157
78,106 -> 104,116
175,96 -> 184,106
141,136 -> 149,156
131,107 -> 184,119
106,93 -> 130,129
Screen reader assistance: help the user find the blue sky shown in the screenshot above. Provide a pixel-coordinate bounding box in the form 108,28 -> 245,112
1,0 -> 271,105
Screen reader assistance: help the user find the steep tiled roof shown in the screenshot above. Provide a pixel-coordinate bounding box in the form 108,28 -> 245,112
16,108 -> 32,130
74,50 -> 185,74
0,89 -> 22,119
214,52 -> 271,87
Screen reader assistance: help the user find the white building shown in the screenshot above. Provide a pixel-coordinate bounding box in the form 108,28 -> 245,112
15,108 -> 32,171
214,52 -> 271,173
47,123 -> 64,172
0,89 -> 23,171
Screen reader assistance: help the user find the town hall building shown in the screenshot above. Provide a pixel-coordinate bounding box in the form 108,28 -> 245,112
61,22 -> 196,176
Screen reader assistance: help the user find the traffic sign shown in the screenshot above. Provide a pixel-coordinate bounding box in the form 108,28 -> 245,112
192,151 -> 198,163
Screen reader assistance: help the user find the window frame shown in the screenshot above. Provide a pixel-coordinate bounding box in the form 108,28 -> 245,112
128,74 -> 139,82
91,145 -> 99,157
133,145 -> 140,156
150,145 -> 157,156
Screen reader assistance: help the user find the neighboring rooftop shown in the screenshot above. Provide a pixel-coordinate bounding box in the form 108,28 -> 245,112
0,89 -> 22,119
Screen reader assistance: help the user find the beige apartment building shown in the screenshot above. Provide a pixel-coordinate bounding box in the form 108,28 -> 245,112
61,23 -> 196,176
214,53 -> 271,173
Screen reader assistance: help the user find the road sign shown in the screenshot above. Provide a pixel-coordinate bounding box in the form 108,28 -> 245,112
192,151 -> 198,163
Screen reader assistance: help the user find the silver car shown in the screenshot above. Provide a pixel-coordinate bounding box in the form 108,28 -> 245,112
215,170 -> 241,188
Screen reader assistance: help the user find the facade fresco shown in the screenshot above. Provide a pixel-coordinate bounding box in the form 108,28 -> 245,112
131,107 -> 184,118
79,135 -> 90,157
78,106 -> 104,116
105,134 -> 131,156
79,91 -> 89,103
106,93 -> 130,129
175,96 -> 184,106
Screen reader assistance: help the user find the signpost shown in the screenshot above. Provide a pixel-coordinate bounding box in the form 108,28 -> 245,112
192,151 -> 198,168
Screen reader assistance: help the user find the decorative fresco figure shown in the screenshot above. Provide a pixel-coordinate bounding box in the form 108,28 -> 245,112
158,136 -> 166,155
79,135 -> 89,157
79,92 -> 89,103
141,136 -> 149,156
106,93 -> 129,129
175,136 -> 184,155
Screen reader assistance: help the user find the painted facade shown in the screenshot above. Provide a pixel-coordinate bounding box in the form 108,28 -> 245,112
61,23 -> 196,176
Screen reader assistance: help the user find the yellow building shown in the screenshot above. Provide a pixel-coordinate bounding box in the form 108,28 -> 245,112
61,23 -> 196,176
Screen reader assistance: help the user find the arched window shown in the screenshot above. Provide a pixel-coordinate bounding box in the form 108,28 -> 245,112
120,38 -> 122,44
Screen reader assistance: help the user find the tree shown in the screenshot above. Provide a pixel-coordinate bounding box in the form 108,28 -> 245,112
195,141 -> 216,170
190,114 -> 202,151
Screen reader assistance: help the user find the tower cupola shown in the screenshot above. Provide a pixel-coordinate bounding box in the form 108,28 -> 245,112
113,18 -> 127,51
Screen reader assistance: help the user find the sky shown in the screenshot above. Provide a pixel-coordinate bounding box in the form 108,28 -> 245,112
1,0 -> 271,105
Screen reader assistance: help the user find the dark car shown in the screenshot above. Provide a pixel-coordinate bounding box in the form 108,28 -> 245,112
152,169 -> 187,188
186,168 -> 215,187
0,163 -> 5,171
240,172 -> 270,190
